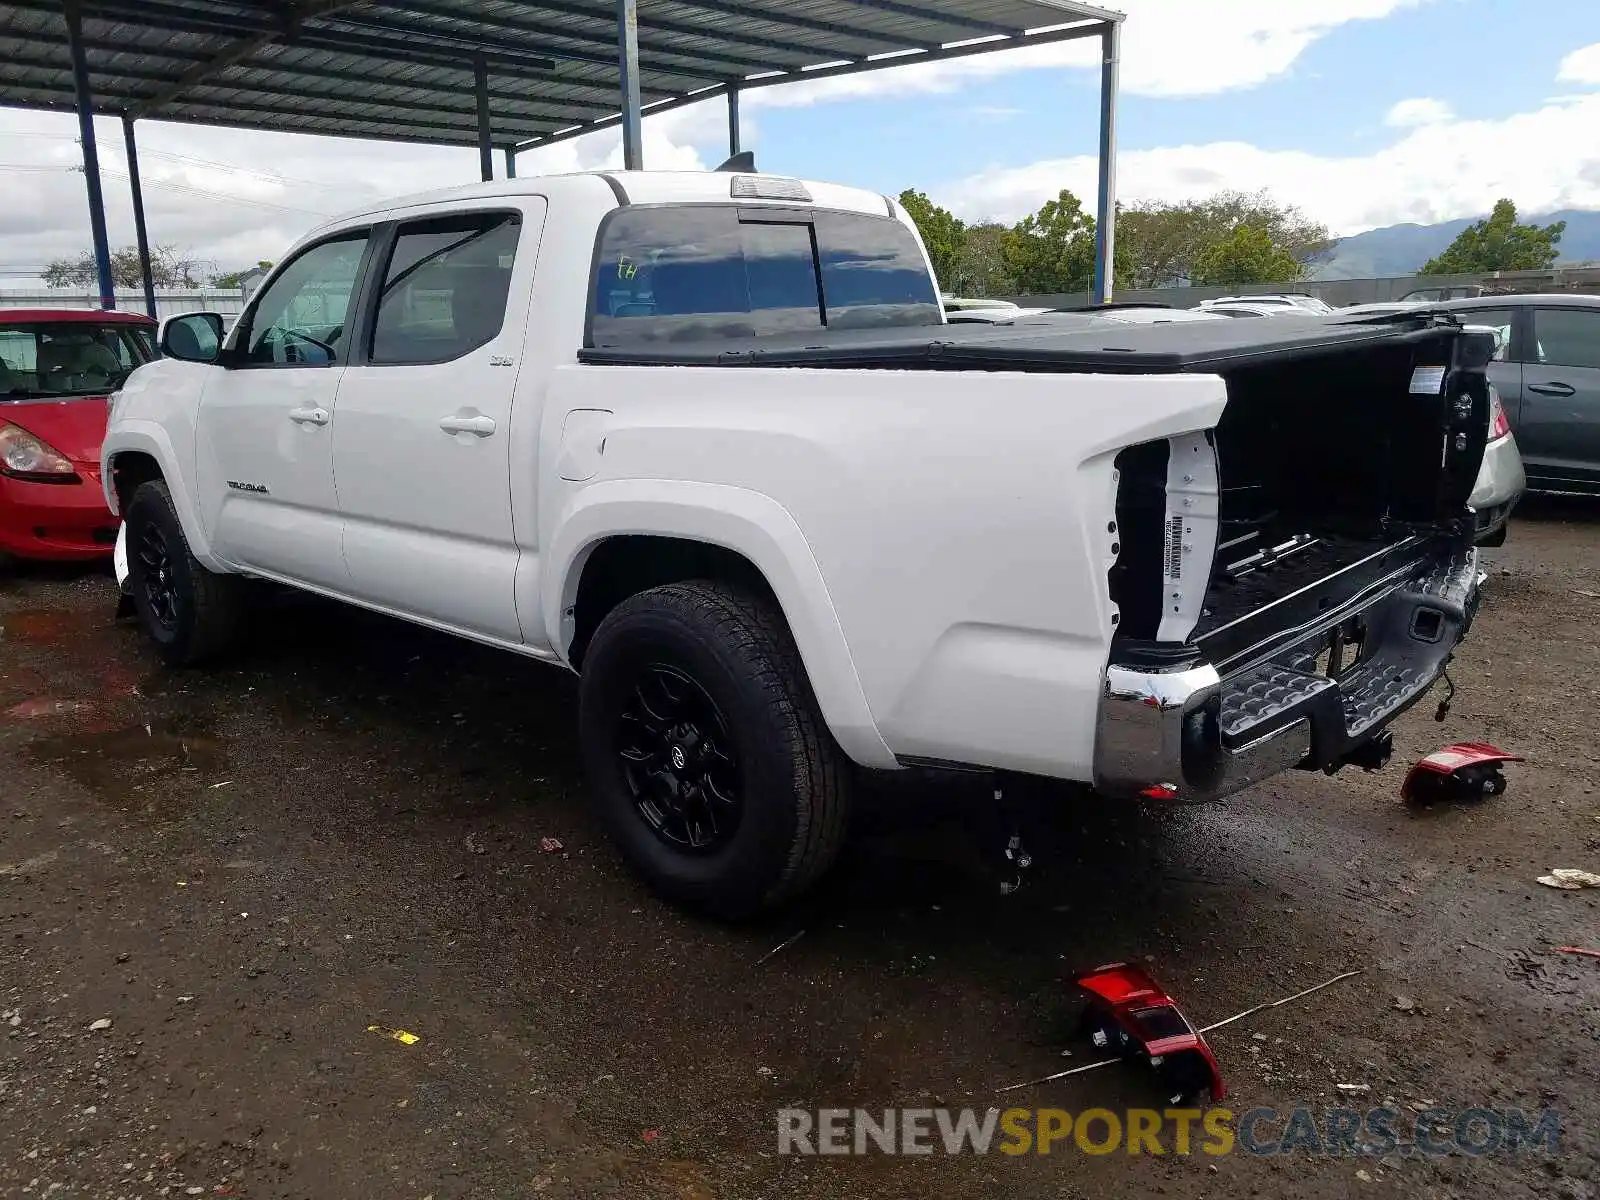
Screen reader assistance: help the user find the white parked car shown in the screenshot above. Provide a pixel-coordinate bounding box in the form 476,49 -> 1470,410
1200,301 -> 1321,319
102,169 -> 1497,915
1199,293 -> 1333,314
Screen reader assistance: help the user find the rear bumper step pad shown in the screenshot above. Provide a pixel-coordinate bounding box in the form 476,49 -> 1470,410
1095,546 -> 1481,802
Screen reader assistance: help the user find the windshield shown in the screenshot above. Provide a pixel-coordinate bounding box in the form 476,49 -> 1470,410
0,320 -> 155,400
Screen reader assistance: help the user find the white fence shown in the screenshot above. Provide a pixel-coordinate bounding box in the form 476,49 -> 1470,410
0,288 -> 248,319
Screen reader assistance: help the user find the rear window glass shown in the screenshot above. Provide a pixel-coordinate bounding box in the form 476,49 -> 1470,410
590,205 -> 938,347
814,211 -> 941,331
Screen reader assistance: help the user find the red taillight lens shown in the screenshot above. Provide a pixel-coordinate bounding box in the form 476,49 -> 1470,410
1077,962 -> 1165,1007
1489,391 -> 1511,439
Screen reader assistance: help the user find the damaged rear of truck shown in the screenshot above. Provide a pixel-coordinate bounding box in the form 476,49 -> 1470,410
1095,317 -> 1492,801
582,312 -> 1495,804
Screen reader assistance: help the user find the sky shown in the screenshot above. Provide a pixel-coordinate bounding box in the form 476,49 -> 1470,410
3,0 -> 1600,284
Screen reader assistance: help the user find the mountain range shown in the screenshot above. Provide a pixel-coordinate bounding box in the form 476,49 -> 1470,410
1311,209 -> 1600,280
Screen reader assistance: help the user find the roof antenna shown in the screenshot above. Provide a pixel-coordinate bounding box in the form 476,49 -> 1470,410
716,151 -> 755,172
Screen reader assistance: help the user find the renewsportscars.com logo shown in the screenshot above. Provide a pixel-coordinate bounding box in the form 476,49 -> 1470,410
777,1107 -> 1561,1158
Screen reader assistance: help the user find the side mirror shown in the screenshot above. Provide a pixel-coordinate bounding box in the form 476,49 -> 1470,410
159,312 -> 225,363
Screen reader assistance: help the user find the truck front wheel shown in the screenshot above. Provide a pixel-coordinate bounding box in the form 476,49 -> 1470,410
123,480 -> 246,666
578,580 -> 852,918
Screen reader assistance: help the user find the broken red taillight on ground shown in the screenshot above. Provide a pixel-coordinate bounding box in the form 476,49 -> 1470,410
1401,741 -> 1522,805
1074,962 -> 1226,1104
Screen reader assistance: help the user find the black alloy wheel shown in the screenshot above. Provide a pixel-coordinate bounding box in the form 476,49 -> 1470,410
617,662 -> 742,852
136,520 -> 179,631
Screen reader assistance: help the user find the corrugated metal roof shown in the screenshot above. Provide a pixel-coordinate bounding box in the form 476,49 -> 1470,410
0,0 -> 1120,151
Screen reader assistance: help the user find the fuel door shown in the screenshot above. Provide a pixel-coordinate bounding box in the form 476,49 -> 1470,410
557,408 -> 612,482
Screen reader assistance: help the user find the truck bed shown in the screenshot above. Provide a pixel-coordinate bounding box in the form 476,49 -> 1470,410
577,311 -> 1447,375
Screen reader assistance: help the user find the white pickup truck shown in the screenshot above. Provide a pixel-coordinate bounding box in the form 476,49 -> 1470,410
103,168 -> 1495,916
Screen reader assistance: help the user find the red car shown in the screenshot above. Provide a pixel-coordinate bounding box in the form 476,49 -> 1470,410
0,309 -> 156,565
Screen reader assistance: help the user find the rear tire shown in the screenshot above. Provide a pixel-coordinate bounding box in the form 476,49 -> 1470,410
578,580 -> 852,918
124,480 -> 246,666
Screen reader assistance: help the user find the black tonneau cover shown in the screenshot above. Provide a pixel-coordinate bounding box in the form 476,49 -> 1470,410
578,312 -> 1459,375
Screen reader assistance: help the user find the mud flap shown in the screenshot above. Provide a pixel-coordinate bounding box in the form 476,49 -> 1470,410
113,522 -> 135,619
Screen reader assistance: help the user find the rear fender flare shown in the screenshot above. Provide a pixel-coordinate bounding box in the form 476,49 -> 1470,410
545,479 -> 897,769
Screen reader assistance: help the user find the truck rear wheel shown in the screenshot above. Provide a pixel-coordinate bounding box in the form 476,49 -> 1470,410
578,580 -> 852,918
123,480 -> 246,666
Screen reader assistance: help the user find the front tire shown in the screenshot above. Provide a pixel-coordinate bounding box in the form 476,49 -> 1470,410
123,480 -> 246,666
578,581 -> 852,918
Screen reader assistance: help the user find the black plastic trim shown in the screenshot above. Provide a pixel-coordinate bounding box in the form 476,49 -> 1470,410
1199,547 -> 1480,773
0,468 -> 82,484
578,312 -> 1462,374
1194,536 -> 1435,676
598,172 -> 629,206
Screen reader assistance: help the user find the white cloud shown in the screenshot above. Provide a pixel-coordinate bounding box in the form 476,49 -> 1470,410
1557,41 -> 1600,85
937,93 -> 1600,235
1385,97 -> 1455,127
0,105 -> 711,284
747,0 -> 1427,107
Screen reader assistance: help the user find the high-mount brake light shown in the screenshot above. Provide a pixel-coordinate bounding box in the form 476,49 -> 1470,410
730,175 -> 812,202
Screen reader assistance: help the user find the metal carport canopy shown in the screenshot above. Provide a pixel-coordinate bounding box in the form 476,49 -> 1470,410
0,0 -> 1125,309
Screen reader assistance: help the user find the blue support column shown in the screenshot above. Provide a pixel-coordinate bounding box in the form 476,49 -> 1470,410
727,87 -> 741,157
1091,20 -> 1120,306
616,0 -> 643,170
504,146 -> 517,178
65,0 -> 115,310
122,115 -> 157,320
474,53 -> 494,181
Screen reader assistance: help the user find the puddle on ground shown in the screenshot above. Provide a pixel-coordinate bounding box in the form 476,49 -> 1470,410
0,608 -> 105,643
24,719 -> 228,815
5,697 -> 93,720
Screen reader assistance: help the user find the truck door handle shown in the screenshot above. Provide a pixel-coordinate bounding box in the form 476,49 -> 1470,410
1528,381 -> 1575,397
288,406 -> 330,426
439,412 -> 497,437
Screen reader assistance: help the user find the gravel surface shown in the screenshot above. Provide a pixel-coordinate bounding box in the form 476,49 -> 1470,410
2,499 -> 1598,1199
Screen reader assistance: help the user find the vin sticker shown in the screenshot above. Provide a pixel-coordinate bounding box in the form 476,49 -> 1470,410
1410,365 -> 1446,395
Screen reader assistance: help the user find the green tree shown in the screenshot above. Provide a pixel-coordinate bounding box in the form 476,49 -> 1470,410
41,244 -> 206,289
1420,199 -> 1565,274
897,189 -> 967,290
1118,191 -> 1330,288
1001,189 -> 1099,296
948,221 -> 1014,297
212,261 -> 274,289
1191,224 -> 1304,286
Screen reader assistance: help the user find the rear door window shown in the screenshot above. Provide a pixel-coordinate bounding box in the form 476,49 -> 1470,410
369,211 -> 522,364
1531,308 -> 1600,369
590,205 -> 938,346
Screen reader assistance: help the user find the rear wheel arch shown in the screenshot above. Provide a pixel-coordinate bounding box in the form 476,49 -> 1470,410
547,486 -> 898,771
561,528 -> 896,771
568,535 -> 776,671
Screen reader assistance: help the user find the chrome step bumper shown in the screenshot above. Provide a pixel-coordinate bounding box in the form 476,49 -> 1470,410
1094,548 -> 1482,802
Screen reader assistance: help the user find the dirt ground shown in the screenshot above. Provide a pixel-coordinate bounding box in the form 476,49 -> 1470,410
3,500 -> 1599,1200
